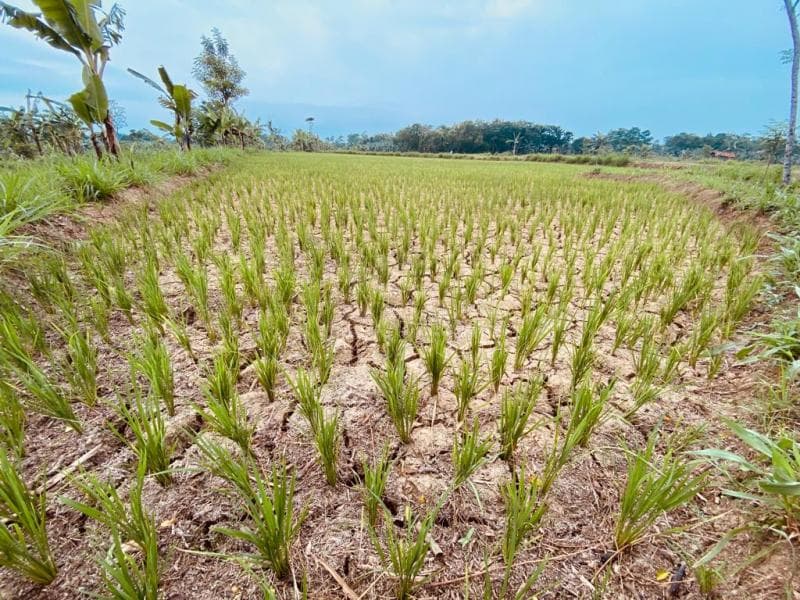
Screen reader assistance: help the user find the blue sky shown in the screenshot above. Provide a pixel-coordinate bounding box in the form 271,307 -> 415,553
0,0 -> 788,140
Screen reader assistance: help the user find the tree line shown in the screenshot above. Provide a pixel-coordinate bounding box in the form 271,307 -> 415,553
319,121 -> 791,161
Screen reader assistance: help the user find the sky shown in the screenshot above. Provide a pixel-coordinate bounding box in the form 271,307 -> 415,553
0,0 -> 789,141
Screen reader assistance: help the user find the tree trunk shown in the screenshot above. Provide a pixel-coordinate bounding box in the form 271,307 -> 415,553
784,0 -> 800,185
89,132 -> 104,159
103,113 -> 121,158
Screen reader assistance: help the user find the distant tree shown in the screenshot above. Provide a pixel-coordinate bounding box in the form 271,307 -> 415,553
2,92 -> 85,158
783,0 -> 799,184
605,127 -> 653,153
506,131 -> 523,155
571,136 -> 590,154
193,28 -> 248,111
762,121 -> 787,170
588,132 -> 608,154
290,129 -> 326,152
0,1 -> 126,157
305,116 -> 315,133
122,128 -> 160,143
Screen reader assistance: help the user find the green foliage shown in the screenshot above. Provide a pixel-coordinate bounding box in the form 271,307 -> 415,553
453,358 -> 482,422
313,409 -> 340,486
0,316 -> 81,432
695,420 -> 800,522
57,160 -> 127,202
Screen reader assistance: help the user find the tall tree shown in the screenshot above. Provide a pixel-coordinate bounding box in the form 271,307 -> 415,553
0,1 -> 125,157
192,28 -> 247,111
784,0 -> 800,185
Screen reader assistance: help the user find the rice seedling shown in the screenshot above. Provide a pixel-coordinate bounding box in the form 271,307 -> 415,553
0,381 -> 25,458
453,358 -> 483,422
369,504 -> 437,600
112,386 -> 172,486
452,419 -> 493,487
195,390 -> 253,456
356,274 -> 371,317
287,368 -> 323,433
614,428 -> 706,551
500,467 -> 547,597
498,381 -> 541,461
215,461 -> 307,580
253,355 -> 278,402
362,445 -> 392,528
205,351 -> 238,408
370,287 -> 385,329
0,318 -> 81,432
372,360 -> 420,443
0,445 -> 58,584
489,332 -> 508,393
514,304 -> 550,371
137,254 -> 169,328
194,435 -> 254,497
313,409 -> 340,486
130,335 -> 175,416
420,323 -> 448,396
469,322 -> 482,366
538,381 -> 615,496
99,519 -> 160,600
216,253 -> 243,325
63,327 -> 98,407
312,338 -> 334,385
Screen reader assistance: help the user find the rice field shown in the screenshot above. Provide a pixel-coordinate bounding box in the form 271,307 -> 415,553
0,152 -> 792,599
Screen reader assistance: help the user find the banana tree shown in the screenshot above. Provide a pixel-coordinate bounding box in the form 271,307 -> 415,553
127,66 -> 195,150
0,1 -> 125,157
